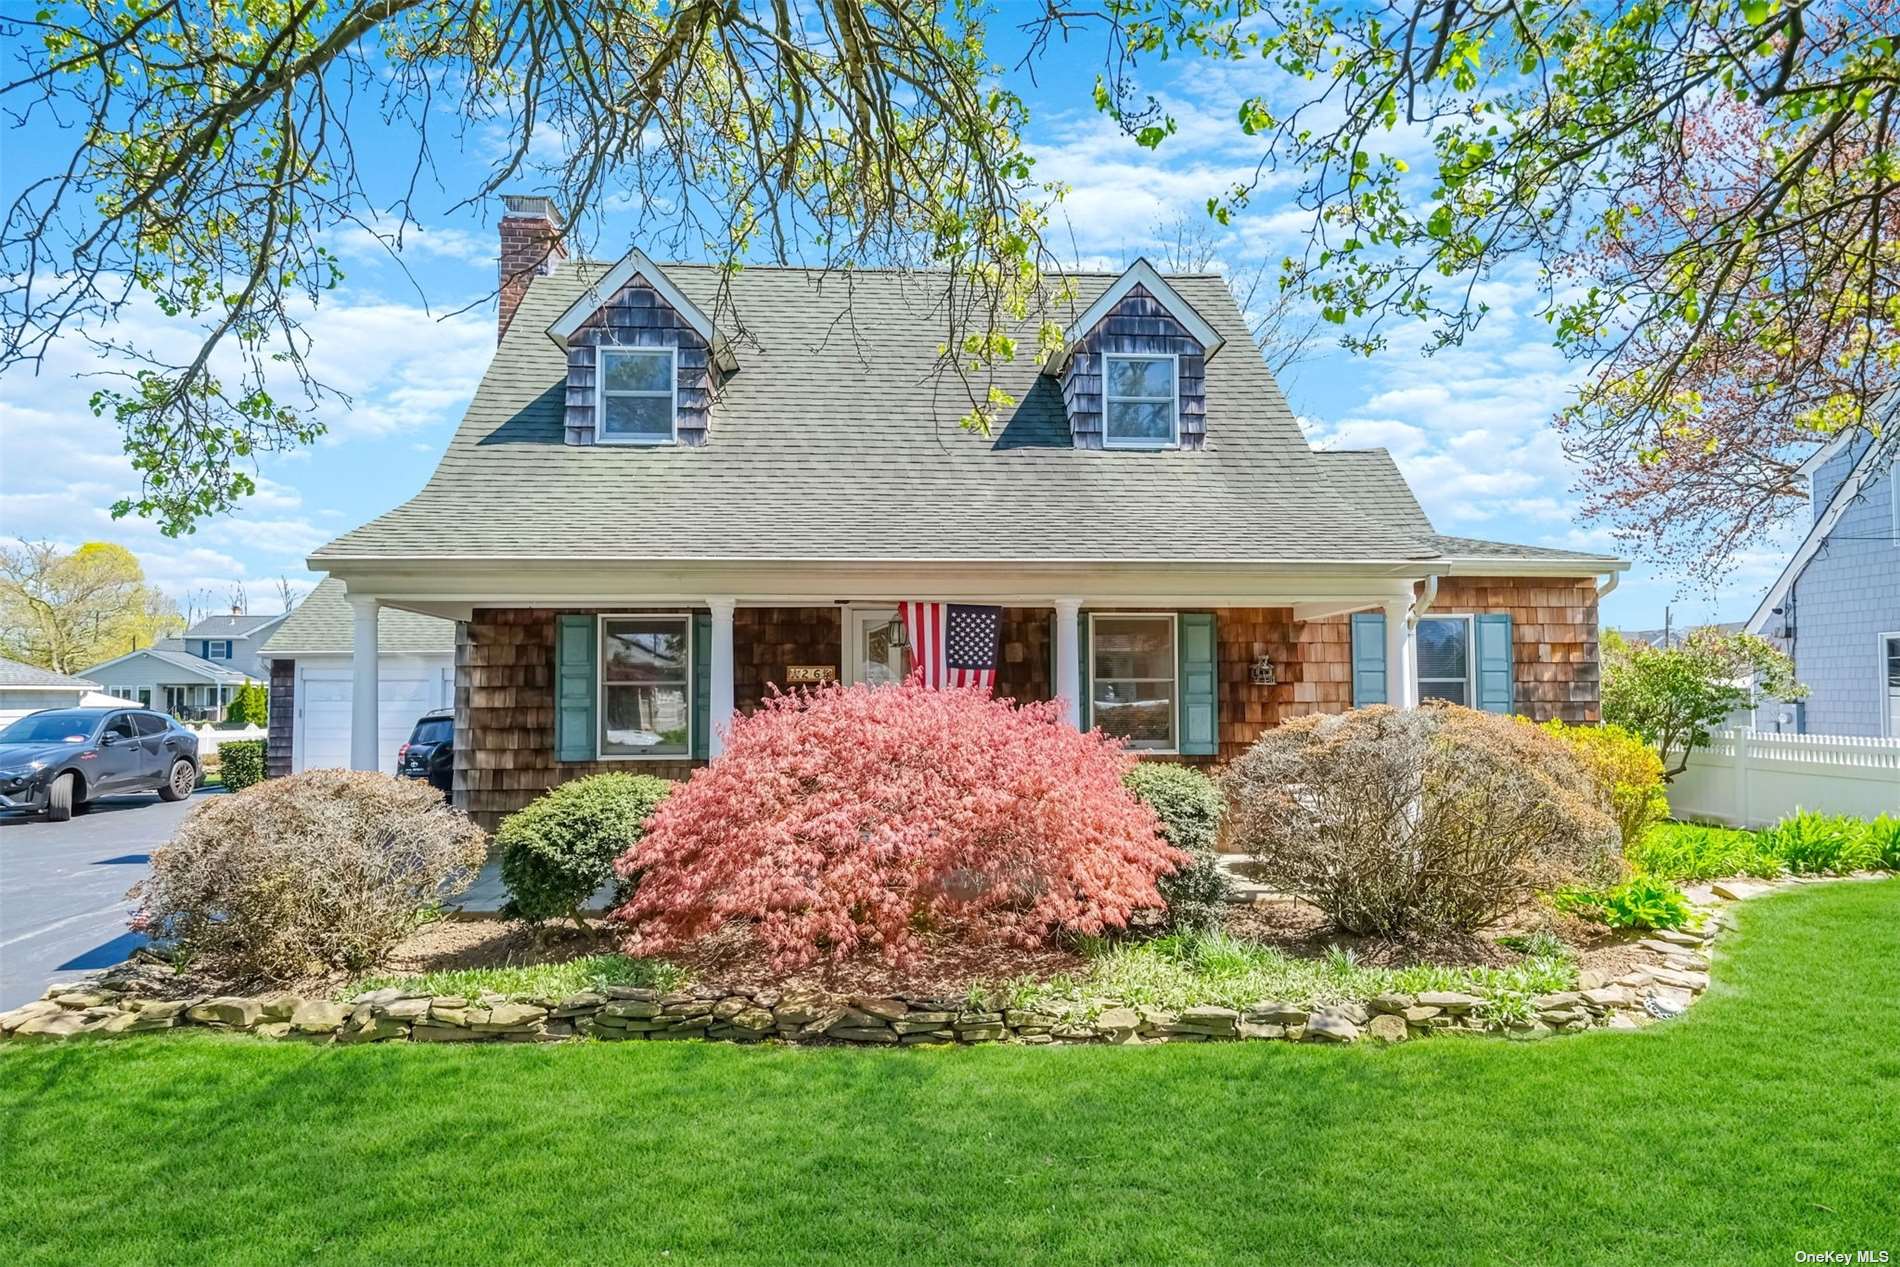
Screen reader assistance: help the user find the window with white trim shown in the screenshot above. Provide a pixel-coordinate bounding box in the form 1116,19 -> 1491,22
1090,614 -> 1176,750
1102,354 -> 1178,448
597,347 -> 678,444
1416,616 -> 1472,705
599,615 -> 690,757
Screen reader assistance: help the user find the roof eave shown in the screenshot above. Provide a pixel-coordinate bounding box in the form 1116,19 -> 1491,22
1040,258 -> 1228,377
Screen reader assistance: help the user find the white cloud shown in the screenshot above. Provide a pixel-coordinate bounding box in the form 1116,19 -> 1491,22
0,283 -> 481,606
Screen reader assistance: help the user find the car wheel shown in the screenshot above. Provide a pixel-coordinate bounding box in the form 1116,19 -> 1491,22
47,772 -> 74,822
157,759 -> 197,802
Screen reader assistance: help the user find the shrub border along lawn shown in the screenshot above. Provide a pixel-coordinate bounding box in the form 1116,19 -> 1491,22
2,877 -> 1894,1267
17,872 -> 1890,1050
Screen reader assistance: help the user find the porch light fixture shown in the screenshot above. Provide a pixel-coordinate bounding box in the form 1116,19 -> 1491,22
1250,655 -> 1277,686
885,617 -> 909,650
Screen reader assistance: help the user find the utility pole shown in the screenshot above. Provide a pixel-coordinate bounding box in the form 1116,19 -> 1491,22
1663,605 -> 1672,650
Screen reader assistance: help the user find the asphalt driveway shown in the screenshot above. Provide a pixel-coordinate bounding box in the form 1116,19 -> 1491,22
0,788 -> 220,1009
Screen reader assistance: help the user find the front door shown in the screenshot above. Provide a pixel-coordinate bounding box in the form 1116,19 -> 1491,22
846,608 -> 912,686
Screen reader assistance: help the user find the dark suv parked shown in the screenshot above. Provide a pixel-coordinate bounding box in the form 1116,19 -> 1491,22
398,708 -> 453,796
0,707 -> 200,821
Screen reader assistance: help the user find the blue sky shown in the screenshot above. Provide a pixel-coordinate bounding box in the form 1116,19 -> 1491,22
0,15 -> 1797,628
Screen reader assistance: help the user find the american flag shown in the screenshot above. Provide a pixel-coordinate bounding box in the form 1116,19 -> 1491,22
899,602 -> 1001,690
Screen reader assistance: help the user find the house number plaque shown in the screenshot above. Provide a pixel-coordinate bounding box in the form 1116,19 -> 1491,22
785,665 -> 838,683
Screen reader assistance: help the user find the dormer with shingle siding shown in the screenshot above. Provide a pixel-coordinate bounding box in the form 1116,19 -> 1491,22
546,249 -> 733,447
1047,259 -> 1224,451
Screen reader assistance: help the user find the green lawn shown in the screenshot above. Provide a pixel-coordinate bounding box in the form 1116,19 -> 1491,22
4,880 -> 1897,1266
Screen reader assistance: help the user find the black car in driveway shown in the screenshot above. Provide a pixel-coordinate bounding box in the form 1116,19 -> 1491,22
398,708 -> 453,796
0,707 -> 200,821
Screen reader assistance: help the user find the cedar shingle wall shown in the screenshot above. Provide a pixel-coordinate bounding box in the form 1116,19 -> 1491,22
1061,284 -> 1207,450
265,659 -> 294,779
564,274 -> 714,445
455,585 -> 1600,827
1427,578 -> 1601,723
734,606 -> 842,712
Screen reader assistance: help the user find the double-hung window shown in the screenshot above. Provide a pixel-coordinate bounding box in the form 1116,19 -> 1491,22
599,615 -> 691,757
1090,614 -> 1176,751
1102,354 -> 1178,448
598,346 -> 677,444
1416,616 -> 1473,705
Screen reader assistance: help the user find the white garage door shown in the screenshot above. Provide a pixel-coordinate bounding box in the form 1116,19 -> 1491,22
296,664 -> 454,775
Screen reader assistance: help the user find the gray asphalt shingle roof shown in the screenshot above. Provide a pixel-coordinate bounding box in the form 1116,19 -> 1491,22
1311,449 -> 1619,566
86,647 -> 252,683
183,612 -> 286,639
314,263 -> 1445,565
0,657 -> 99,690
260,578 -> 457,657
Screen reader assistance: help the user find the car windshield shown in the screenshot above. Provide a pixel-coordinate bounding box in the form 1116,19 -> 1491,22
0,713 -> 97,744
411,718 -> 452,746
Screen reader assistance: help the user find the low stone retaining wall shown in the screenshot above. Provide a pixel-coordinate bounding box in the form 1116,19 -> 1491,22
11,873 -> 1874,1049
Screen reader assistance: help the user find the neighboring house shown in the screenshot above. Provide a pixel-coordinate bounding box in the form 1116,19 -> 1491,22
0,658 -> 134,728
1747,398 -> 1900,738
173,610 -> 291,680
258,578 -> 456,777
83,609 -> 289,721
307,195 -> 1627,829
81,646 -> 254,720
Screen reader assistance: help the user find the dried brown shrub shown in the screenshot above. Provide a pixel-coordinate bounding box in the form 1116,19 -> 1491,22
1221,705 -> 1619,936
129,769 -> 488,981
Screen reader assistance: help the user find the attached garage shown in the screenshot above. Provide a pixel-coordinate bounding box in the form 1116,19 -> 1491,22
293,658 -> 454,774
259,579 -> 456,777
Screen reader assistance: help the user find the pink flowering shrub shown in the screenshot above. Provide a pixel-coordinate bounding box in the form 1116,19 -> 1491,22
610,681 -> 1187,969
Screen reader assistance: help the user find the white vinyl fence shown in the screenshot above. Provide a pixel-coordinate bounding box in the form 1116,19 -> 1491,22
1668,729 -> 1900,828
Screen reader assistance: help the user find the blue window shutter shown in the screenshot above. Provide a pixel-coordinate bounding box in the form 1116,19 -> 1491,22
1351,611 -> 1387,707
692,612 -> 711,760
554,615 -> 597,762
1475,613 -> 1515,714
1076,611 -> 1092,730
1177,612 -> 1217,754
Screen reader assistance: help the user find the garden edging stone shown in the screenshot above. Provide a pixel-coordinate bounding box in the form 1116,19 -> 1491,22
5,871 -> 1882,1050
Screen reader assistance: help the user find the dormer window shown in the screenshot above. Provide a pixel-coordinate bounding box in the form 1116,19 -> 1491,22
1103,354 -> 1179,449
598,346 -> 678,445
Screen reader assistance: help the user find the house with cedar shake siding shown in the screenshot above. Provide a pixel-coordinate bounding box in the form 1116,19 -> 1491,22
309,196 -> 1627,829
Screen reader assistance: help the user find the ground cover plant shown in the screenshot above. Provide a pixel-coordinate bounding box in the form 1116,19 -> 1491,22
1629,822 -> 1785,883
1018,928 -> 1576,1019
3,880 -> 1894,1265
129,770 -> 487,980
1550,874 -> 1699,932
1223,705 -> 1618,935
1761,810 -> 1883,876
613,682 -> 1184,969
497,773 -> 672,931
349,954 -> 682,1002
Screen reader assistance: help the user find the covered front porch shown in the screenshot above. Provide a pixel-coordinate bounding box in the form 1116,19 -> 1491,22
329,560 -> 1450,827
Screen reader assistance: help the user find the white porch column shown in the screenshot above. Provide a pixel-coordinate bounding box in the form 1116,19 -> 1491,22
1383,595 -> 1416,709
347,592 -> 381,771
707,598 -> 736,758
1053,598 -> 1082,729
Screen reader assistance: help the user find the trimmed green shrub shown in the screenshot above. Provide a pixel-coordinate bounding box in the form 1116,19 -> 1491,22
499,774 -> 673,930
218,739 -> 266,792
1551,873 -> 1697,931
1539,719 -> 1669,848
1124,762 -> 1231,931
225,682 -> 269,727
1629,821 -> 1783,883
1762,810 -> 1880,875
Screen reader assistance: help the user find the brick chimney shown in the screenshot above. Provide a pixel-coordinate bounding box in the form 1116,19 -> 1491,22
498,194 -> 566,341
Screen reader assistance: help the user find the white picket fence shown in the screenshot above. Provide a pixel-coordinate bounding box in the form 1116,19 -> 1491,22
1668,729 -> 1900,828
